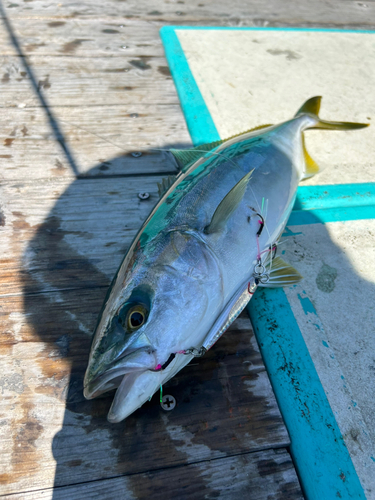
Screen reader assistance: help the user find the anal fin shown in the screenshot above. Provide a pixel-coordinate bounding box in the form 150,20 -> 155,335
260,256 -> 303,287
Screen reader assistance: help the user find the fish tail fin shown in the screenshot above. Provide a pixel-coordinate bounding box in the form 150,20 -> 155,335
296,96 -> 369,179
295,96 -> 369,131
301,132 -> 319,178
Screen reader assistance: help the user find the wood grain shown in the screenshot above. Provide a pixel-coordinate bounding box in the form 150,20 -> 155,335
1,0 -> 375,28
11,449 -> 303,500
0,175 -> 174,296
4,0 -> 366,495
0,20 -> 167,58
0,105 -> 190,181
0,303 -> 290,494
0,54 -> 179,108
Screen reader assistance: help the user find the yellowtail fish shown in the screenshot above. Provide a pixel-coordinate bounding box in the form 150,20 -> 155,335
83,97 -> 368,422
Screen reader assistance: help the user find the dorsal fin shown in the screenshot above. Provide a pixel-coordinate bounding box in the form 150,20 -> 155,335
204,169 -> 254,235
157,175 -> 176,198
170,124 -> 273,171
170,140 -> 223,171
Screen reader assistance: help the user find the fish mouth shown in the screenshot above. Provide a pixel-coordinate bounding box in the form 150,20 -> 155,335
106,353 -> 194,423
83,366 -> 142,400
84,362 -> 163,423
84,351 -> 195,423
83,347 -> 158,400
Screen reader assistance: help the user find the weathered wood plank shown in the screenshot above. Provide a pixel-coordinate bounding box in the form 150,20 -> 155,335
0,54 -> 179,108
0,176 -> 166,296
0,300 -> 290,494
0,105 -> 189,181
0,20 -> 167,58
1,0 -> 375,28
5,449 -> 303,500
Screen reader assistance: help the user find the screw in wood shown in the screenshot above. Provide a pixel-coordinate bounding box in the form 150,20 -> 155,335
138,192 -> 150,200
160,395 -> 176,411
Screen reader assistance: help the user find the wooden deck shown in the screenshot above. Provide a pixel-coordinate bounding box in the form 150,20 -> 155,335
1,0 -> 375,498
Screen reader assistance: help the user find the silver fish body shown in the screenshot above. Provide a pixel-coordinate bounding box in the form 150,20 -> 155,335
83,97 -> 368,422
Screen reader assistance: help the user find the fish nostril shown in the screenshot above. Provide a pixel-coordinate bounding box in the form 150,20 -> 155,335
114,316 -> 125,332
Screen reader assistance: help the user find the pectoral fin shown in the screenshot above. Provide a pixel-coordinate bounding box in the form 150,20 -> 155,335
260,257 -> 303,287
204,169 -> 254,234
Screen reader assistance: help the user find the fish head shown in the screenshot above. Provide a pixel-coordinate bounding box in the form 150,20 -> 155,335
83,229 -> 223,422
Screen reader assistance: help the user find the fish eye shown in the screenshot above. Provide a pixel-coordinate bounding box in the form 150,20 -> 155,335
126,305 -> 148,331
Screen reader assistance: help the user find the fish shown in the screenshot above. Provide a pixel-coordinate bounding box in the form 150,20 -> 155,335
83,96 -> 368,422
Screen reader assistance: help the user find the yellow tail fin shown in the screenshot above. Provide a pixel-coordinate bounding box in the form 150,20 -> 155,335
296,96 -> 369,130
296,96 -> 369,179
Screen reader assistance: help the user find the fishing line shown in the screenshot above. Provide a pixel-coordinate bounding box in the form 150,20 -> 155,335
58,118 -> 131,153
256,232 -> 261,261
247,184 -> 271,241
54,121 -> 252,186
190,147 -> 276,277
178,147 -> 275,258
260,198 -> 272,269
54,121 -> 251,176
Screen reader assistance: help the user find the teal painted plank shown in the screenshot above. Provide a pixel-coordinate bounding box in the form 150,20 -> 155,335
163,26 -> 375,34
288,205 -> 375,225
247,289 -> 366,500
295,184 -> 375,210
290,184 -> 375,224
161,28 -> 374,224
160,27 -> 221,145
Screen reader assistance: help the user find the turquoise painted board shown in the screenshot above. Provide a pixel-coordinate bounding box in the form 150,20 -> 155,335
248,289 -> 366,500
159,28 -> 220,145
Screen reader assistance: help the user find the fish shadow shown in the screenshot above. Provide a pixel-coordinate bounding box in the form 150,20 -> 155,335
2,6 -> 298,493
20,156 -> 375,497
21,150 -> 281,496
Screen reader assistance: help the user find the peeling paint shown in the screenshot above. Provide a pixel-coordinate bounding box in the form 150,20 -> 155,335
297,293 -> 317,315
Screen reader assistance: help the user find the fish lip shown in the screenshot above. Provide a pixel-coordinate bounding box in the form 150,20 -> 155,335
83,367 -> 135,400
83,346 -> 157,399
